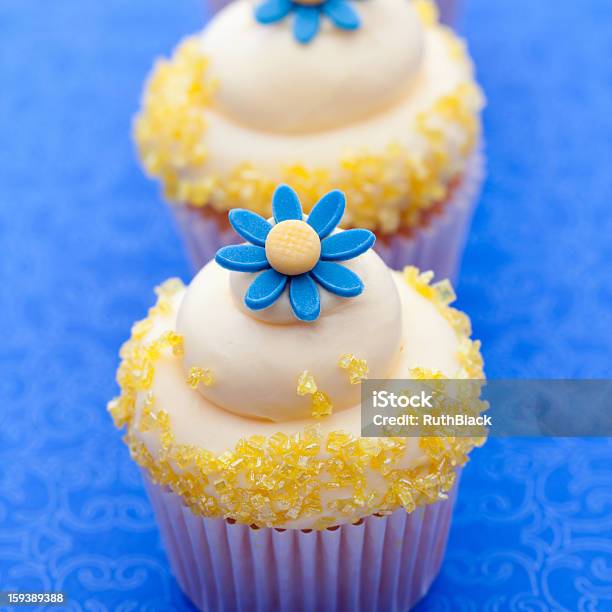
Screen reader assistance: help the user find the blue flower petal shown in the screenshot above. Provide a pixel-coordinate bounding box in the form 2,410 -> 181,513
322,0 -> 360,30
255,0 -> 293,24
272,184 -> 303,223
294,6 -> 321,45
289,274 -> 321,321
245,269 -> 287,310
307,190 -> 345,238
215,245 -> 270,272
310,261 -> 363,297
320,228 -> 376,261
229,209 -> 272,247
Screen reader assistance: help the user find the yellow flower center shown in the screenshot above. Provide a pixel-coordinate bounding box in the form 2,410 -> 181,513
293,0 -> 325,5
265,220 -> 321,276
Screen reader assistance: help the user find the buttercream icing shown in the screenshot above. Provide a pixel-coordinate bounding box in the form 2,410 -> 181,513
203,0 -> 424,133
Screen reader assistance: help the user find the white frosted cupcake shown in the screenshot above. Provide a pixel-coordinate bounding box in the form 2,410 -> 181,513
135,0 -> 484,280
109,186 -> 485,609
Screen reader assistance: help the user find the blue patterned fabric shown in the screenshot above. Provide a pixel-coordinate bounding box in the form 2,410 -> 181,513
1,0 -> 611,609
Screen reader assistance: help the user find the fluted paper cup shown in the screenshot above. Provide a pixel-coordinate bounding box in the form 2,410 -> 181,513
171,152 -> 483,283
143,471 -> 460,611
436,0 -> 460,25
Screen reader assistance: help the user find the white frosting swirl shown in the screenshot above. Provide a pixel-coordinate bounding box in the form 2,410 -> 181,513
176,249 -> 401,421
200,0 -> 424,134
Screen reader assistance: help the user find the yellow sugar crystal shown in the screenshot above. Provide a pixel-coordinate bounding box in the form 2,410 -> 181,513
155,330 -> 184,357
436,469 -> 457,493
409,367 -> 445,380
186,366 -> 214,389
348,358 -> 368,384
339,353 -> 368,384
413,0 -> 439,26
357,438 -> 383,458
155,277 -> 184,299
138,392 -> 157,433
169,334 -> 184,357
156,410 -> 173,448
131,318 -> 153,341
117,349 -> 154,391
268,432 -> 290,452
338,353 -> 354,369
444,308 -> 472,337
245,434 -> 266,450
326,431 -> 352,453
107,392 -> 136,429
394,482 -> 417,513
149,298 -> 172,318
420,438 -> 447,461
418,269 -> 434,285
314,516 -> 337,530
311,391 -> 333,419
172,444 -> 198,470
193,448 -> 220,474
297,370 -> 318,396
432,279 -> 456,306
457,338 -> 484,378
282,165 -> 330,213
404,266 -> 438,300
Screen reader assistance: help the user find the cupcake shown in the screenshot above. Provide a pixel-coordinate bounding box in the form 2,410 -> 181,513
109,186 -> 485,610
134,0 -> 484,280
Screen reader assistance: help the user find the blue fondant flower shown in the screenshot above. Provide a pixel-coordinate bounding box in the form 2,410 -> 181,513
215,185 -> 376,322
255,0 -> 361,45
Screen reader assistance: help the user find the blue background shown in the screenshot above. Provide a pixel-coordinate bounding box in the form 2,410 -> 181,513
1,0 -> 611,609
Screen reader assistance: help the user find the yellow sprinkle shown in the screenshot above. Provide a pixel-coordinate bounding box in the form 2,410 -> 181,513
161,331 -> 185,357
433,279 -> 456,305
413,0 -> 439,26
186,366 -> 215,389
409,367 -> 445,380
297,370 -> 318,396
394,482 -> 417,513
138,392 -> 157,433
155,277 -> 184,299
338,353 -> 369,384
131,318 -> 153,341
445,308 -> 472,337
311,391 -> 333,419
107,391 -> 135,429
338,353 -> 354,369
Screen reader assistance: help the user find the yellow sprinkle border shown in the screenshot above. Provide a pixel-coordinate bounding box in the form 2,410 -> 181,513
108,269 -> 485,529
133,2 -> 484,235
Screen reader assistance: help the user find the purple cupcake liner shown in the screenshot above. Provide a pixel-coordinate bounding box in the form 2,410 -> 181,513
143,471 -> 461,611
